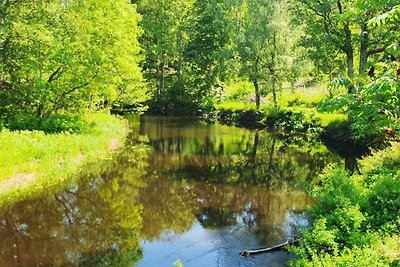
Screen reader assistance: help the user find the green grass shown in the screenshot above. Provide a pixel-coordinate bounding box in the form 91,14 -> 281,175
215,100 -> 256,111
278,84 -> 328,108
283,106 -> 347,127
223,79 -> 254,100
0,113 -> 130,205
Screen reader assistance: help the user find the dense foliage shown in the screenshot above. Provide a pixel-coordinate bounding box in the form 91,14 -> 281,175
291,0 -> 399,77
318,5 -> 400,146
290,143 -> 400,266
0,0 -> 399,264
290,7 -> 400,265
0,0 -> 147,132
136,0 -> 300,114
319,60 -> 400,146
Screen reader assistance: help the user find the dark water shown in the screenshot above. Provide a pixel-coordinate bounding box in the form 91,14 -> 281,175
0,116 -> 346,267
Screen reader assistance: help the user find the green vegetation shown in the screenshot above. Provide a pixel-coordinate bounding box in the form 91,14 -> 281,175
290,143 -> 400,266
0,113 -> 129,205
0,1 -> 146,200
0,0 -> 147,129
287,7 -> 400,265
319,64 -> 400,146
0,0 -> 399,265
215,84 -> 347,131
291,0 -> 398,77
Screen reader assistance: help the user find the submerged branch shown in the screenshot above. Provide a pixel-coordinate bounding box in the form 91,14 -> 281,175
239,238 -> 301,257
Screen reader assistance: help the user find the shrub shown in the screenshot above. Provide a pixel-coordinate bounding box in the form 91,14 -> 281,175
264,109 -> 321,134
309,167 -> 366,247
365,170 -> 400,233
292,144 -> 400,266
291,245 -> 391,267
318,68 -> 400,147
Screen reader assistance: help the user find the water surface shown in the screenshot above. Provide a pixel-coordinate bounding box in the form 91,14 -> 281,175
0,116 -> 345,266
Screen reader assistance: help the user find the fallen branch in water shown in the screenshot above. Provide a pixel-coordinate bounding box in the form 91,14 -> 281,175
239,238 -> 301,257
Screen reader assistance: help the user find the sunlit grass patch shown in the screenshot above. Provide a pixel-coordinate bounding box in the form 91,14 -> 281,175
379,235 -> 400,261
215,100 -> 256,111
223,79 -> 254,100
0,113 -> 129,204
284,106 -> 347,126
277,84 -> 329,108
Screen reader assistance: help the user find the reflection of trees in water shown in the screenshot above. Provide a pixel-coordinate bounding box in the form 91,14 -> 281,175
139,175 -> 311,243
0,117 -> 342,266
144,127 -> 340,187
0,140 -> 149,267
134,117 -> 339,243
196,207 -> 237,228
139,178 -> 197,240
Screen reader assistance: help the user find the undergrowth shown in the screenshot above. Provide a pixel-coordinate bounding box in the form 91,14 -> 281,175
290,143 -> 400,266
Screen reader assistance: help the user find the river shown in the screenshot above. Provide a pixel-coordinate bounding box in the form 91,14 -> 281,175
0,116 -> 354,267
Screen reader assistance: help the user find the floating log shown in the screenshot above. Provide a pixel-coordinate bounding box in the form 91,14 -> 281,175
239,238 -> 300,257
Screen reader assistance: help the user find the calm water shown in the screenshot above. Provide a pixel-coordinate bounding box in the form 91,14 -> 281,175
0,116 -> 346,267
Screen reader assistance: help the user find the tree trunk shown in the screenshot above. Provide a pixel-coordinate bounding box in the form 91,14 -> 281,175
337,1 -> 354,78
346,51 -> 355,79
177,32 -> 184,101
344,23 -> 354,78
271,31 -> 278,108
359,22 -> 369,75
37,102 -> 44,118
272,77 -> 278,108
240,238 -> 301,256
252,78 -> 260,110
159,63 -> 164,96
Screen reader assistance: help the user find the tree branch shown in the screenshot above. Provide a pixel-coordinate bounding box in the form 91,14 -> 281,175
46,69 -> 99,116
367,46 -> 387,57
298,0 -> 325,17
47,66 -> 64,83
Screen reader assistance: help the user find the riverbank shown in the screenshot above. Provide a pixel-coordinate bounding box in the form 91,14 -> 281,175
207,106 -> 345,130
208,81 -> 343,130
290,142 -> 400,266
0,113 -> 130,206
204,105 -> 354,152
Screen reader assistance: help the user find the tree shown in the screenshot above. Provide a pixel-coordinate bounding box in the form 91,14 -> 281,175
182,0 -> 234,113
318,4 -> 400,146
0,0 -> 147,130
136,0 -> 234,114
136,0 -> 194,114
233,0 -> 295,109
292,0 -> 398,78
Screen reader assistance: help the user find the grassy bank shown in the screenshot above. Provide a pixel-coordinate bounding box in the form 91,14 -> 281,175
290,142 -> 400,266
212,81 -> 347,132
0,113 -> 130,205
